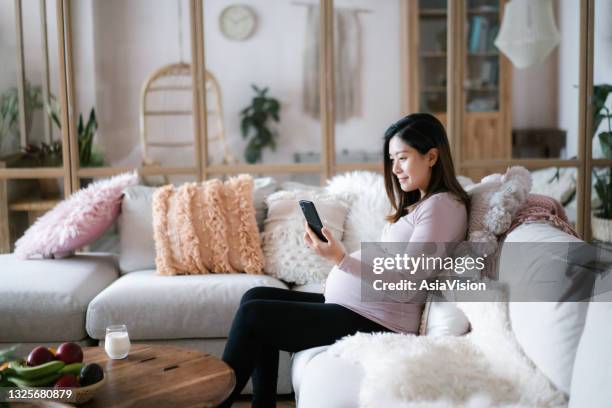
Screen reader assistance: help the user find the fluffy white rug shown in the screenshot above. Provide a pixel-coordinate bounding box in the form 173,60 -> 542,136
328,298 -> 567,408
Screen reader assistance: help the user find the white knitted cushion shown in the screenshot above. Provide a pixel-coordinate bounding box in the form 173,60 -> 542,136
262,190 -> 350,284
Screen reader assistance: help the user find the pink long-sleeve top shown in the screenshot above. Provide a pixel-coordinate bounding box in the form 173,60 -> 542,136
324,192 -> 468,333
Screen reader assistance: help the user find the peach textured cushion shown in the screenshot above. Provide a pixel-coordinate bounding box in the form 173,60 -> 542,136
152,174 -> 264,275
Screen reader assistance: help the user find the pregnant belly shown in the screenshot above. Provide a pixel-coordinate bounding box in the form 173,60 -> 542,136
324,265 -> 362,305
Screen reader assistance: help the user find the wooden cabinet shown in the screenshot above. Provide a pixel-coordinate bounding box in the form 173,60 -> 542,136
408,0 -> 512,181
463,112 -> 508,161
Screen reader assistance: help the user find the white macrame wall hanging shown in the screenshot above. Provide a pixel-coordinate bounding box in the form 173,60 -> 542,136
494,0 -> 560,69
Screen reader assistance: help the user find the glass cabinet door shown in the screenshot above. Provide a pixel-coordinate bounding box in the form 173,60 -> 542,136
70,0 -> 197,185
0,0 -> 63,166
464,0 -> 500,113
418,0 -> 448,117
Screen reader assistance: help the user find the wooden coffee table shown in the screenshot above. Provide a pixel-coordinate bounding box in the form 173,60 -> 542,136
78,344 -> 235,408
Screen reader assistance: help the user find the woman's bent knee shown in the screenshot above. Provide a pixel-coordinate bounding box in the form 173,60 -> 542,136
236,299 -> 267,329
240,286 -> 278,306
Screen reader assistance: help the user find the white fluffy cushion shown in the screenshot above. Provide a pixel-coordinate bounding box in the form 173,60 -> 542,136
457,175 -> 475,188
530,167 -> 576,205
262,190 -> 350,284
325,171 -> 391,253
15,172 -> 138,259
465,166 -> 532,245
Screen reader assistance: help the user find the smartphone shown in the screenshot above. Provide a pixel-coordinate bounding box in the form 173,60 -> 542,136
299,200 -> 328,243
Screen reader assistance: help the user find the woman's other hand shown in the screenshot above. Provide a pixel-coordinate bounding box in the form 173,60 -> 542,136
303,222 -> 346,266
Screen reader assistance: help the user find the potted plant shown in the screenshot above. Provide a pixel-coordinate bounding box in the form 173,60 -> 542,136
0,82 -> 42,156
591,84 -> 612,242
239,84 -> 281,163
20,141 -> 64,197
46,96 -> 104,168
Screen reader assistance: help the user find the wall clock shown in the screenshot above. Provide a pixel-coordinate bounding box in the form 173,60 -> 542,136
219,5 -> 257,41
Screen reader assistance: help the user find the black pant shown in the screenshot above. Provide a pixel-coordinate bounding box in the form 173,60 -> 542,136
218,286 -> 392,408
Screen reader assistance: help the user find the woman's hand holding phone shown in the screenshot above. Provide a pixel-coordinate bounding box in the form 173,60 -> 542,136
303,222 -> 346,266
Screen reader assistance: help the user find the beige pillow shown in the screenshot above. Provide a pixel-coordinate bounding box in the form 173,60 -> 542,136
152,175 -> 264,276
262,190 -> 350,284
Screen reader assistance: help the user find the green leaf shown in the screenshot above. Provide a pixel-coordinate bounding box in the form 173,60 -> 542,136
46,103 -> 61,129
239,84 -> 282,162
269,132 -> 277,150
593,84 -> 612,137
245,137 -> 261,163
599,132 -> 612,158
259,127 -> 272,144
240,117 -> 250,139
253,97 -> 265,112
77,113 -> 84,135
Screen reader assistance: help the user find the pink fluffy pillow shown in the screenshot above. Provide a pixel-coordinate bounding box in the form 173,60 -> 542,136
14,172 -> 139,259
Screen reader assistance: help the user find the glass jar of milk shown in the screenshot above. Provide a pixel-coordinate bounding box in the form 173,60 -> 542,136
105,325 -> 131,359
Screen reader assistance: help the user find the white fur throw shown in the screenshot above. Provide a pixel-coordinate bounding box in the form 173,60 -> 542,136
325,171 -> 392,253
328,296 -> 567,407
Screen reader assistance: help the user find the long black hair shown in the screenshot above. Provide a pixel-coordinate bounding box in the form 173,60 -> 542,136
383,113 -> 469,223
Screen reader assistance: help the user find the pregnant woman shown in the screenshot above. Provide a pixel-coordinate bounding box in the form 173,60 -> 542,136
218,113 -> 469,408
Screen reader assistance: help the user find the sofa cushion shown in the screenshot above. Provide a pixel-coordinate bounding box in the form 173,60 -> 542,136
152,176 -> 264,275
569,273 -> 612,408
0,253 -> 119,342
14,172 -> 138,259
293,348 -> 362,408
86,270 -> 288,340
501,222 -> 591,394
118,185 -> 157,273
262,189 -> 350,284
291,345 -> 329,401
119,178 -> 278,274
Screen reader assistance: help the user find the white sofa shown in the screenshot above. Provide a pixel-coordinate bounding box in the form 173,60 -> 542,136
290,221 -> 611,407
1,177 -> 610,406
